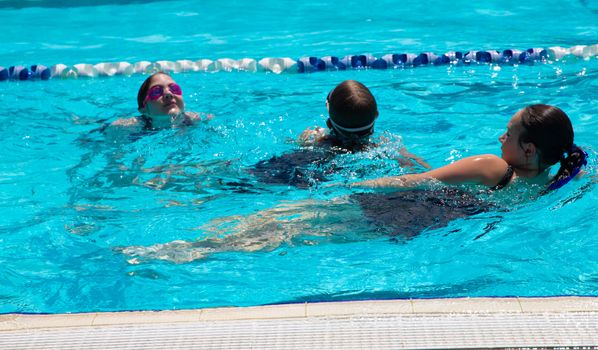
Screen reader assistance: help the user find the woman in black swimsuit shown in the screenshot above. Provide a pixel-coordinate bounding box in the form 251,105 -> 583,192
356,104 -> 587,192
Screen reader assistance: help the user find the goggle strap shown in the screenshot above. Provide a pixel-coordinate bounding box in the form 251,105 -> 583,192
328,117 -> 375,133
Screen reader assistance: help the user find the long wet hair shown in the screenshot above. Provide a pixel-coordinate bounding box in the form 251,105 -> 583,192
327,80 -> 378,147
518,104 -> 587,190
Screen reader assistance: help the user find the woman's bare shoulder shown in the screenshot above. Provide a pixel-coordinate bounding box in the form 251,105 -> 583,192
467,154 -> 508,169
458,154 -> 510,185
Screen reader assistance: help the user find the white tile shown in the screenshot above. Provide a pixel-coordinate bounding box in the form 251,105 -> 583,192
201,304 -> 306,321
307,300 -> 413,317
411,297 -> 522,313
519,296 -> 598,312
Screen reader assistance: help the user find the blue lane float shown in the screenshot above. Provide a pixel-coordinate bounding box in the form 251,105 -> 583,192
0,64 -> 52,81
0,44 -> 596,81
0,66 -> 8,81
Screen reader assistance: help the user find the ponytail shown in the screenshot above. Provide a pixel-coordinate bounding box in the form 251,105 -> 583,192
517,104 -> 586,191
546,144 -> 588,190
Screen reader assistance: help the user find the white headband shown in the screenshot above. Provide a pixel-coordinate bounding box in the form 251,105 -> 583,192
329,117 -> 375,133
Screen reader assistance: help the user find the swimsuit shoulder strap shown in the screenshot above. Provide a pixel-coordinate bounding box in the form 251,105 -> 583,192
490,165 -> 514,191
137,115 -> 153,130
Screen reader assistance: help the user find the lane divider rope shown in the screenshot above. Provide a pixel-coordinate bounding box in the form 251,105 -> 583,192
1,44 -> 596,81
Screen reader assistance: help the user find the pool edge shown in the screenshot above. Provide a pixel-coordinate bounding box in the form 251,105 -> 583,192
1,296 -> 597,330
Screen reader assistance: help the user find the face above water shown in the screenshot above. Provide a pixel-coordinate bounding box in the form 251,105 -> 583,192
498,110 -> 527,167
141,74 -> 185,118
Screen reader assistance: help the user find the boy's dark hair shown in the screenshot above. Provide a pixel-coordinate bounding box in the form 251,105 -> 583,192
327,80 -> 378,138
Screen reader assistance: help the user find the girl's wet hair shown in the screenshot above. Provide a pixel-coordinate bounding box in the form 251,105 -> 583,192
518,104 -> 587,190
327,80 -> 378,139
136,71 -> 170,111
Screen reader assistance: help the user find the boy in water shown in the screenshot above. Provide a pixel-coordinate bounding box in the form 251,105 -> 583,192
250,80 -> 428,188
299,79 -> 379,150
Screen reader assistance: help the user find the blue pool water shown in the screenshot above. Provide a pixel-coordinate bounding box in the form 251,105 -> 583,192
0,0 -> 597,313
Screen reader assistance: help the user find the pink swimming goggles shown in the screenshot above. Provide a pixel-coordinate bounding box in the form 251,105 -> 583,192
143,83 -> 182,107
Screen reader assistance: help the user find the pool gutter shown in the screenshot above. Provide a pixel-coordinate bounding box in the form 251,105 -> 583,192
1,296 -> 597,349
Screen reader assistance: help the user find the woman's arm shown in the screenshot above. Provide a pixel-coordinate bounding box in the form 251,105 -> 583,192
354,154 -> 509,188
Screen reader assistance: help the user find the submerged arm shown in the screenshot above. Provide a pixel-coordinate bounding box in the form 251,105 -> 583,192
398,148 -> 432,169
185,111 -> 214,122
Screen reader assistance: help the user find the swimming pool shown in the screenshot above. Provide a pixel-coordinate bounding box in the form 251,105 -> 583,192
0,0 -> 596,314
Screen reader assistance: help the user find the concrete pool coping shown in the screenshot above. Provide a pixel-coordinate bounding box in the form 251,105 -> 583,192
1,296 -> 597,349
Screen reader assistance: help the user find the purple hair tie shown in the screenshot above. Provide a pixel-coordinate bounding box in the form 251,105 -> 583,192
548,145 -> 588,190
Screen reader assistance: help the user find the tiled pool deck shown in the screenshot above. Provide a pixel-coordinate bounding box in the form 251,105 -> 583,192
1,297 -> 597,349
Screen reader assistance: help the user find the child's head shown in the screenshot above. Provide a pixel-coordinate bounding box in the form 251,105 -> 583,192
326,80 -> 378,140
137,72 -> 185,118
517,104 -> 573,168
501,104 -> 587,190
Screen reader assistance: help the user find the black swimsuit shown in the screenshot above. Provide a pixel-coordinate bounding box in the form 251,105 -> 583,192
351,188 -> 495,238
249,138 -> 370,188
490,165 -> 514,191
138,115 -> 153,130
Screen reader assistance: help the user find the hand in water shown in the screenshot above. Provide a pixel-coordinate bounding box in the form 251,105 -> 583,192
298,126 -> 326,145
